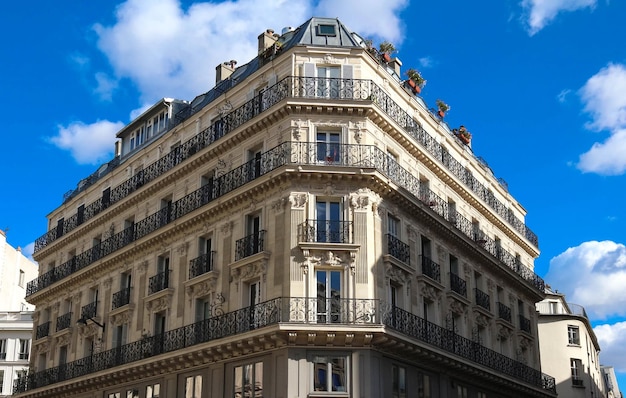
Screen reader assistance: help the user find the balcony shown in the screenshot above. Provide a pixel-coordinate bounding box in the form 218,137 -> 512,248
55,312 -> 72,332
112,288 -> 131,310
298,220 -> 353,244
189,252 -> 215,279
497,302 -> 511,322
235,231 -> 266,261
148,271 -> 170,295
450,273 -> 467,297
519,315 -> 531,333
14,297 -> 556,395
474,288 -> 490,311
36,321 -> 50,339
81,302 -> 97,320
27,140 -> 546,297
386,234 -> 410,264
421,255 -> 441,283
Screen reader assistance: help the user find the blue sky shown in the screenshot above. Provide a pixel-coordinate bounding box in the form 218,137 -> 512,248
3,0 -> 626,390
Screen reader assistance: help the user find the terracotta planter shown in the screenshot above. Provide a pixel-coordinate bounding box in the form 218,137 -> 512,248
407,79 -> 416,88
413,85 -> 421,94
382,53 -> 391,62
459,135 -> 470,145
438,110 -> 445,118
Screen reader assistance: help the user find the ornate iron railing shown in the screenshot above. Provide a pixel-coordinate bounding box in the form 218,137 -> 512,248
55,312 -> 72,332
81,302 -> 97,320
112,288 -> 131,310
298,220 -> 353,244
450,273 -> 467,297
235,231 -> 266,261
14,297 -> 555,395
497,302 -> 512,322
189,252 -> 216,279
27,141 -> 546,297
474,288 -> 490,311
36,321 -> 50,339
386,234 -> 410,264
519,315 -> 531,333
33,76 -> 537,255
148,271 -> 170,295
421,255 -> 441,282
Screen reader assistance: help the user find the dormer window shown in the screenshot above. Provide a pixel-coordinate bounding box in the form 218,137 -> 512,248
317,24 -> 336,36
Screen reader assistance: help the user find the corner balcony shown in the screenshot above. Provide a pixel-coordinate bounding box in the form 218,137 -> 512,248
14,297 -> 555,396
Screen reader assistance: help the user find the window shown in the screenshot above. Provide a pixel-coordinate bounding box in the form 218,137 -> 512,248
571,358 -> 584,386
195,297 -> 211,322
316,199 -> 342,243
418,372 -> 431,398
247,280 -> 262,329
146,383 -> 160,398
0,370 -> 3,393
234,362 -> 263,398
19,339 -> 30,360
247,147 -> 263,180
108,393 -> 121,398
114,324 -> 128,348
317,270 -> 342,323
185,375 -> 202,398
126,389 -> 139,398
313,355 -> 347,392
392,365 -> 406,398
317,24 -> 336,36
317,131 -> 340,163
18,269 -> 25,287
568,325 -> 580,345
388,214 -> 400,238
477,393 -> 487,398
317,67 -> 340,98
456,385 -> 467,398
0,339 -> 6,359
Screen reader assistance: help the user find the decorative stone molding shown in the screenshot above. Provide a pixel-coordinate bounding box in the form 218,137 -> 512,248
420,284 -> 439,303
323,54 -> 341,64
473,311 -> 490,328
407,225 -> 418,240
271,197 -> 288,213
52,302 -> 60,314
289,193 -> 308,209
137,260 -> 149,275
177,242 -> 189,257
497,326 -> 512,340
353,122 -> 365,144
77,323 -> 100,339
35,340 -> 50,354
55,331 -> 72,348
220,221 -> 233,236
349,188 -> 380,213
185,275 -> 219,300
323,183 -> 336,196
145,295 -> 171,313
292,120 -> 305,140
385,264 -> 409,285
448,298 -> 467,316
109,309 -> 133,327
231,259 -> 267,282
103,277 -> 112,290
310,251 -> 344,267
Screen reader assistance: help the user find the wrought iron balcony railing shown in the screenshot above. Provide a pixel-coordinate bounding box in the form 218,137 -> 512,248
298,220 -> 353,244
189,251 -> 216,279
14,297 -> 555,395
148,271 -> 170,295
386,234 -> 410,264
27,141 -> 546,298
421,255 -> 441,283
56,312 -> 72,332
112,288 -> 131,310
33,76 -> 537,256
235,231 -> 266,261
36,321 -> 50,340
519,315 -> 531,333
81,301 -> 97,320
474,288 -> 490,311
497,302 -> 512,322
450,273 -> 467,297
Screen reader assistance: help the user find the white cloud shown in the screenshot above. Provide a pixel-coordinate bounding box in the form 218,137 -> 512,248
556,88 -> 571,103
545,241 -> 626,320
93,0 -> 407,103
594,322 -> 626,372
577,64 -> 626,175
50,120 -> 125,165
521,0 -> 596,35
94,72 -> 119,101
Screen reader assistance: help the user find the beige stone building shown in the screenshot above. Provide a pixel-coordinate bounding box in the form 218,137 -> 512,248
537,289 -> 606,398
16,17 -> 556,398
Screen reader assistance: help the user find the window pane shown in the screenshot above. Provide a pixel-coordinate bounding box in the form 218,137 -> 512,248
331,357 -> 346,391
234,366 -> 243,398
254,362 -> 263,397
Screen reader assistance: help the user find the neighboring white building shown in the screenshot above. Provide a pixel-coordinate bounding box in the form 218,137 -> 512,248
0,230 -> 38,312
601,365 -> 622,398
537,288 -> 606,398
0,312 -> 33,397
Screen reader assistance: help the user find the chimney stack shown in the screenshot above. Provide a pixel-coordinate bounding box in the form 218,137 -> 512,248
258,28 -> 278,55
216,60 -> 237,84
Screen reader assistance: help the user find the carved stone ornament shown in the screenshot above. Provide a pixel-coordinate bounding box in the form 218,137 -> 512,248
323,54 -> 341,64
137,260 -> 149,275
474,311 -> 490,328
77,323 -> 100,338
310,251 -> 344,267
420,284 -> 439,303
353,122 -> 365,144
103,277 -> 112,290
35,341 -> 50,354
386,264 -> 409,285
145,295 -> 171,313
231,260 -> 267,282
448,298 -> 466,316
519,336 -> 531,350
55,332 -> 72,348
110,310 -> 133,327
186,278 -> 218,299
289,193 -> 308,209
220,221 -> 233,236
349,188 -> 381,212
177,242 -> 189,257
272,197 -> 288,212
52,302 -> 60,313
497,326 -> 512,340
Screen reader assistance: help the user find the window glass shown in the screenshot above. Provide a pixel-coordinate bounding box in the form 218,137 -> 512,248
313,355 -> 347,392
234,362 -> 263,398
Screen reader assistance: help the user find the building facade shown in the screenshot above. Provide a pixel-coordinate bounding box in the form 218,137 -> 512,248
17,17 -> 555,398
0,312 -> 34,397
536,289 -> 605,398
601,366 -> 623,398
0,230 -> 38,312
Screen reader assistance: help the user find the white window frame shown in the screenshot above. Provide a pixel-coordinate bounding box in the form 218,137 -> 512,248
310,353 -> 349,394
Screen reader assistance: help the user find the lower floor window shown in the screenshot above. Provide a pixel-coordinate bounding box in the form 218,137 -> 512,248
313,355 -> 347,392
392,364 -> 406,398
186,375 -> 202,398
147,383 -> 161,398
234,361 -> 263,398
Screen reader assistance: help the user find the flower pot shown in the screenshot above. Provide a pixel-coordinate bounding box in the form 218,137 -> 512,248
438,110 -> 445,118
459,135 -> 470,145
407,79 -> 416,88
413,85 -> 421,94
382,53 -> 391,62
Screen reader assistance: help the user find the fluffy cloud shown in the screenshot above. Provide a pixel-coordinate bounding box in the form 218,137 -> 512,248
50,120 -> 125,165
545,241 -> 626,319
521,0 -> 596,35
577,64 -> 626,175
594,322 -> 626,372
94,0 -> 408,103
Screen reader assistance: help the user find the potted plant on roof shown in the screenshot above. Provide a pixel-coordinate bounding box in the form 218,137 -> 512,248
456,125 -> 472,145
378,41 -> 396,63
405,68 -> 426,94
436,99 -> 450,118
